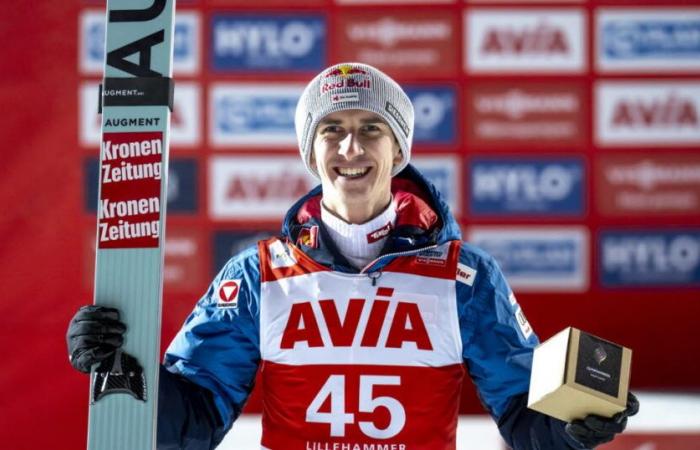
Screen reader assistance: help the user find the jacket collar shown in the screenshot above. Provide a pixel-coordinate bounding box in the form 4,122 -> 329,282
280,164 -> 461,272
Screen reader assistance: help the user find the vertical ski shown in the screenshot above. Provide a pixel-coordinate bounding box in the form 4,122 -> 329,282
88,1 -> 176,449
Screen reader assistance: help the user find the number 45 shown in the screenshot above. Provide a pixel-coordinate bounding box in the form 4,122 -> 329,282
306,375 -> 406,439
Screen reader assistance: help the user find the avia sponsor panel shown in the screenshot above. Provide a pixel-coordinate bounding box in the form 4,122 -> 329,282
209,83 -> 304,147
597,9 -> 700,73
470,157 -> 585,216
412,155 -> 461,215
596,154 -> 700,216
596,81 -> 700,146
465,82 -> 586,149
600,230 -> 700,287
80,9 -> 200,75
465,9 -> 586,73
209,156 -> 317,220
336,11 -> 458,77
212,230 -> 277,275
404,86 -> 457,145
468,226 -> 589,292
84,157 -> 198,213
79,82 -> 202,148
211,14 -> 326,72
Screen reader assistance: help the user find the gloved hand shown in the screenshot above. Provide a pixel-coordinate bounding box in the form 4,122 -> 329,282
66,305 -> 127,373
565,392 -> 640,448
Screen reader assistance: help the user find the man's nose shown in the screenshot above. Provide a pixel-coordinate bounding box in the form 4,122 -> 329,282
338,131 -> 364,159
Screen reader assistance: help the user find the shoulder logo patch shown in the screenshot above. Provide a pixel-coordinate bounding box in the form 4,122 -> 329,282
217,279 -> 241,308
269,240 -> 297,269
456,262 -> 477,286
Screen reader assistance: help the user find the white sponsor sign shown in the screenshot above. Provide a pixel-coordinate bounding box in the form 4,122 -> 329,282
596,81 -> 700,146
412,155 -> 461,215
468,226 -> 589,292
79,10 -> 200,75
465,9 -> 586,73
209,156 -> 317,220
209,83 -> 304,147
596,9 -> 700,73
79,82 -> 201,148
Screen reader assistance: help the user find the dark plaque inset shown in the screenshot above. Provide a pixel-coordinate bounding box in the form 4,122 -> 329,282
574,333 -> 622,398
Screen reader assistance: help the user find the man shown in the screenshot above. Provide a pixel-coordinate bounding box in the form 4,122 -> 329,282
68,62 -> 638,449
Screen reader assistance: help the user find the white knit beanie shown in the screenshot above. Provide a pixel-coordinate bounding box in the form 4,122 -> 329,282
294,62 -> 414,178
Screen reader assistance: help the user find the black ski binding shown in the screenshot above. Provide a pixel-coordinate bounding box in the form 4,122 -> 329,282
91,349 -> 147,404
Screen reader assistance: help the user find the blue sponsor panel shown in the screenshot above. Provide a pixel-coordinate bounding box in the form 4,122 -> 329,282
470,158 -> 584,216
412,156 -> 459,215
84,157 -> 198,213
600,230 -> 700,287
81,11 -> 199,74
404,86 -> 456,145
598,10 -> 700,72
469,227 -> 588,291
211,14 -> 326,71
212,230 -> 275,274
210,84 -> 302,146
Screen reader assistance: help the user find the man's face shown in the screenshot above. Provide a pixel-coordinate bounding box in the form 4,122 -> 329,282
311,109 -> 402,216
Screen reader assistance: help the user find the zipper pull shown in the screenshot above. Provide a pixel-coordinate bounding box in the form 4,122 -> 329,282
368,271 -> 382,287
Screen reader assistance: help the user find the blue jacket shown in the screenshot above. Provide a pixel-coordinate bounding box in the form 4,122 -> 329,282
157,165 -> 586,450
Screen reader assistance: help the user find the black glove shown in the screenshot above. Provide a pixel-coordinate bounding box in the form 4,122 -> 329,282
565,392 -> 640,448
66,305 -> 127,373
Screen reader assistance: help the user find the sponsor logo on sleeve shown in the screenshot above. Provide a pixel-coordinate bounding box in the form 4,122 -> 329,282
210,83 -> 304,147
412,155 -> 461,215
465,81 -> 586,149
336,11 -> 457,77
456,263 -> 477,286
468,226 -> 589,292
469,157 -> 585,216
515,307 -> 533,339
211,14 -> 326,72
404,85 -> 457,145
596,81 -> 700,146
597,9 -> 700,73
80,10 -> 200,75
600,230 -> 700,287
209,156 -> 317,220
596,154 -> 700,216
217,279 -> 242,308
465,9 -> 586,73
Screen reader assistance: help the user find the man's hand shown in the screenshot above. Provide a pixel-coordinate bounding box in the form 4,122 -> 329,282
66,305 -> 127,373
565,393 -> 640,448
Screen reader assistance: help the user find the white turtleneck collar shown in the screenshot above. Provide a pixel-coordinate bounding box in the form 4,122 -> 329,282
320,199 -> 397,269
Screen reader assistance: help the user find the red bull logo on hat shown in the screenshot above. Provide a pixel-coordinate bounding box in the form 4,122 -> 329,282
324,64 -> 369,78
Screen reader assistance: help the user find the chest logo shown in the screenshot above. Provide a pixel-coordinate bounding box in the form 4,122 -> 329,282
280,287 -> 433,351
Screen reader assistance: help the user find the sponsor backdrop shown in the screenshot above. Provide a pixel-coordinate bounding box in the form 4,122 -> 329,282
2,1 -> 699,449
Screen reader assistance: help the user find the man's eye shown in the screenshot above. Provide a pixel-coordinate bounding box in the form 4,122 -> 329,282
323,126 -> 342,134
362,125 -> 380,132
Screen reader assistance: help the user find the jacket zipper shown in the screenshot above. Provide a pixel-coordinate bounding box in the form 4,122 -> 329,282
360,244 -> 439,285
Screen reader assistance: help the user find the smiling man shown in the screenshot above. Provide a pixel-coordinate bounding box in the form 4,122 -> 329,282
67,62 -> 637,449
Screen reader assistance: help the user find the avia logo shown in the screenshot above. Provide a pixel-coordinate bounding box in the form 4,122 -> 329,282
280,288 -> 433,351
367,222 -> 392,243
226,174 -> 310,200
481,22 -> 569,55
612,94 -> 698,127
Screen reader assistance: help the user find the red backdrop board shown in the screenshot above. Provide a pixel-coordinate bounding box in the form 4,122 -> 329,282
1,1 -> 700,450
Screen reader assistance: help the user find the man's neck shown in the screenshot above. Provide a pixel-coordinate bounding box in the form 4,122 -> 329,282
322,196 -> 393,224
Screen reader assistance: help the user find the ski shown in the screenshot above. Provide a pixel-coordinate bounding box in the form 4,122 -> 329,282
88,1 -> 176,449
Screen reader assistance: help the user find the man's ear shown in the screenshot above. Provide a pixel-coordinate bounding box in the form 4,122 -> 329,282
392,147 -> 403,167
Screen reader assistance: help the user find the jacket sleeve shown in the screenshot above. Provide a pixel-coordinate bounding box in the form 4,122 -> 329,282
158,245 -> 262,449
457,244 -> 587,450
